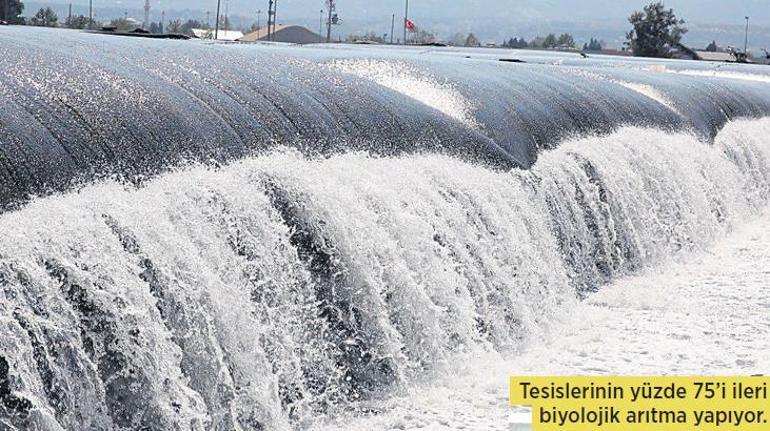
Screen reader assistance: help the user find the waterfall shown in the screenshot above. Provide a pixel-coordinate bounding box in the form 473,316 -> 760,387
1,116 -> 768,430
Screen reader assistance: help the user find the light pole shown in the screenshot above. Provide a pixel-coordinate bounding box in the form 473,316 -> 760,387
319,9 -> 323,42
256,9 -> 261,32
744,16 -> 750,56
390,14 -> 395,44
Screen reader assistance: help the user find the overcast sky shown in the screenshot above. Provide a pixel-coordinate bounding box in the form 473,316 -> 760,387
33,0 -> 770,48
38,1 -> 769,24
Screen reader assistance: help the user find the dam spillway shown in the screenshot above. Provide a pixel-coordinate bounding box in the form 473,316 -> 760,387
2,27 -> 770,210
0,26 -> 769,430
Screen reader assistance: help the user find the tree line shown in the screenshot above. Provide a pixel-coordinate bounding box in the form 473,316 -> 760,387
505,33 -> 577,49
0,0 -> 732,61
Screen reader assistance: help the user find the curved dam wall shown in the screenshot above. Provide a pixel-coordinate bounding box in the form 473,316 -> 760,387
1,27 -> 770,431
2,27 -> 770,210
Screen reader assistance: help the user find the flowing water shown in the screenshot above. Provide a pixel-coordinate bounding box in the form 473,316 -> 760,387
1,27 -> 770,431
1,118 -> 768,430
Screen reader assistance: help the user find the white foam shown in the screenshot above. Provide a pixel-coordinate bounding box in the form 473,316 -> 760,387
664,68 -> 770,83
615,81 -> 680,114
330,59 -> 480,128
1,118 -> 769,429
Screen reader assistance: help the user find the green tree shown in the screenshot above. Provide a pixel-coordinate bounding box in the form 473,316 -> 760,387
530,36 -> 546,48
626,2 -> 687,58
180,19 -> 205,36
505,37 -> 528,49
584,37 -> 603,51
557,33 -> 575,48
149,21 -> 163,34
464,33 -> 480,47
705,40 -> 718,52
448,33 -> 467,46
108,17 -> 138,31
29,7 -> 57,27
347,31 -> 386,43
543,33 -> 557,48
166,19 -> 182,33
65,14 -> 92,29
1,0 -> 24,24
412,27 -> 436,44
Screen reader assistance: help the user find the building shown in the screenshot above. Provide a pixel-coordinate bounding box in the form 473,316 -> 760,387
191,28 -> 244,41
239,25 -> 322,44
694,51 -> 738,62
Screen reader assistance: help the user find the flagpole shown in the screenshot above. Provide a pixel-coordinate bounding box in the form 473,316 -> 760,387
403,0 -> 409,45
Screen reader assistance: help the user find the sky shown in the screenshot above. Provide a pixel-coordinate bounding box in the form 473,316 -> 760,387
27,1 -> 770,49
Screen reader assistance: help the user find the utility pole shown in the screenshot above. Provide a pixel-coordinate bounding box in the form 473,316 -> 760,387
161,10 -> 165,33
214,0 -> 222,40
67,3 -> 72,26
88,0 -> 93,29
206,10 -> 210,28
403,0 -> 409,45
256,9 -> 261,32
267,0 -> 273,41
325,0 -> 334,43
272,0 -> 278,37
744,16 -> 750,56
390,14 -> 395,44
319,9 -> 323,42
143,0 -> 150,30
224,0 -> 229,33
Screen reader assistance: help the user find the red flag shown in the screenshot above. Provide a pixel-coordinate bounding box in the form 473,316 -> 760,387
404,18 -> 416,31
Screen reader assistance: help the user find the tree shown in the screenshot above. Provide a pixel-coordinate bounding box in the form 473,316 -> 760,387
503,37 -> 528,49
448,32 -> 467,46
166,19 -> 182,33
705,40 -> 718,52
557,33 -> 575,48
0,0 -> 24,24
347,31 -> 386,43
65,14 -> 92,29
464,33 -> 480,47
584,37 -> 603,51
543,33 -> 557,48
626,2 -> 687,58
108,17 -> 138,31
529,36 -> 546,48
29,7 -> 57,27
149,21 -> 163,34
180,19 -> 205,36
412,27 -> 436,44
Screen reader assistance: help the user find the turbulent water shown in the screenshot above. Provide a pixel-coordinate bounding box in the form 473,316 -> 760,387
1,116 -> 768,429
2,26 -> 770,431
4,27 -> 770,210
